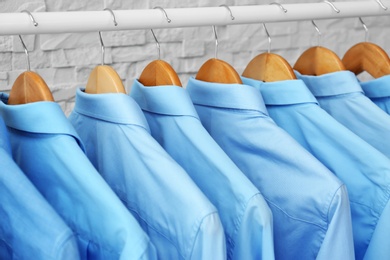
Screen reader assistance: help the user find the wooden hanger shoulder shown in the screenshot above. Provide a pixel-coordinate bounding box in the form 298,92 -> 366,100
139,60 -> 182,87
196,58 -> 242,84
294,46 -> 346,76
8,71 -> 54,105
85,65 -> 126,94
242,52 -> 296,82
342,42 -> 390,78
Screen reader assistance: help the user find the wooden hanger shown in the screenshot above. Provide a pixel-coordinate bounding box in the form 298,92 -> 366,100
139,25 -> 182,87
242,22 -> 296,82
139,59 -> 182,87
8,71 -> 54,105
85,65 -> 126,94
342,17 -> 390,78
242,52 -> 296,82
195,25 -> 242,84
196,58 -> 242,84
85,10 -> 126,94
343,42 -> 390,79
8,34 -> 54,105
293,46 -> 346,76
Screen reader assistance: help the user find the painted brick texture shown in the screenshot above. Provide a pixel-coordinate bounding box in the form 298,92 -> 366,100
1,0 -> 389,115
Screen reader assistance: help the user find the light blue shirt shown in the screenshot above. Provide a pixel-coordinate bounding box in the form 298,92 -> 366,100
130,80 -> 275,260
297,71 -> 390,158
186,77 -> 355,260
0,93 -> 156,260
68,89 -> 225,260
360,75 -> 390,114
0,117 -> 80,259
243,77 -> 390,259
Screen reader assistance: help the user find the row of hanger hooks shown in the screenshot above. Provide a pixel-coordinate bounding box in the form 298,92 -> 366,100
17,1 -> 386,71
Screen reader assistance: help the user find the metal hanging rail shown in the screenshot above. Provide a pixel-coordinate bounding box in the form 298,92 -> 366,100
0,1 -> 388,35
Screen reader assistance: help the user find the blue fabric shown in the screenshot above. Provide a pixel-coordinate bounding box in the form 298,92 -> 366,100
130,80 -> 275,260
0,93 -> 156,260
186,77 -> 355,260
243,76 -> 390,259
0,117 -> 80,260
360,75 -> 390,114
296,70 -> 390,158
68,89 -> 225,260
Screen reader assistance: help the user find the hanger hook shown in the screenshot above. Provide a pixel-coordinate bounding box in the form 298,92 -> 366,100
212,26 -> 219,59
150,29 -> 161,60
269,2 -> 288,13
219,4 -> 235,20
18,35 -> 30,71
20,10 -> 39,71
358,17 -> 369,42
153,6 -> 171,23
311,20 -> 322,46
151,7 -> 171,60
21,10 -> 38,27
375,0 -> 388,10
262,23 -> 272,53
103,8 -> 118,26
323,0 -> 340,13
99,8 -> 118,65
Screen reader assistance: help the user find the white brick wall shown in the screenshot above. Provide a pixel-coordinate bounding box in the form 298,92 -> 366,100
1,0 -> 390,115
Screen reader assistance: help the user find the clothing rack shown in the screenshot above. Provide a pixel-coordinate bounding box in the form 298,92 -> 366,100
0,1 -> 389,35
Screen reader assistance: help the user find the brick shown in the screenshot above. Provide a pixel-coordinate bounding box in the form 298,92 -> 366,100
40,31 -> 147,51
111,44 -> 156,63
12,35 -> 36,52
145,28 -> 184,43
12,49 -> 51,70
182,40 -> 205,57
0,53 -> 12,71
0,37 -> 13,52
51,47 -> 113,68
45,0 -> 102,11
104,0 -> 148,9
40,33 -> 96,51
0,0 -> 45,12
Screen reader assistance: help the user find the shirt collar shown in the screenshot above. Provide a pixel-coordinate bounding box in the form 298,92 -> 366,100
130,79 -> 199,118
242,77 -> 318,105
186,77 -> 268,115
0,93 -> 84,149
295,70 -> 363,97
74,88 -> 150,130
360,75 -> 390,98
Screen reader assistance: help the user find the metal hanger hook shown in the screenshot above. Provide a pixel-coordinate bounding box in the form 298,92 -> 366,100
358,17 -> 369,42
150,29 -> 161,60
20,10 -> 39,71
103,8 -> 118,26
212,25 -> 219,59
98,31 -> 105,66
323,0 -> 340,13
153,6 -> 171,23
21,10 -> 38,27
219,4 -> 235,20
375,0 -> 388,10
18,35 -> 30,71
262,23 -> 272,53
311,20 -> 322,46
99,8 -> 118,65
269,2 -> 288,13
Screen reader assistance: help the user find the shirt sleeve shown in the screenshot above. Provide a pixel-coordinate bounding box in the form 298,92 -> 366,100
189,212 -> 226,260
232,193 -> 275,260
363,199 -> 390,259
316,185 -> 355,259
